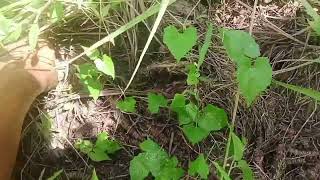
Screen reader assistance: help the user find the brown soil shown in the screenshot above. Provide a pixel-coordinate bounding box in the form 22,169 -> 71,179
16,0 -> 320,180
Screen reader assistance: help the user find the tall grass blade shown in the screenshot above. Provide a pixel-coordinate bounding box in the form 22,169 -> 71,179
274,80 -> 320,101
68,0 -> 176,64
124,0 -> 172,91
198,23 -> 213,69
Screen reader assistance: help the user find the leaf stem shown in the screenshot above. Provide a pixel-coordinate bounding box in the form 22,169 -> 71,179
222,92 -> 239,170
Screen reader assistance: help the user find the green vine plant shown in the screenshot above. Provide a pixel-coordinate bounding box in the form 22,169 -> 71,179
129,139 -> 211,180
76,48 -> 115,101
75,132 -> 121,162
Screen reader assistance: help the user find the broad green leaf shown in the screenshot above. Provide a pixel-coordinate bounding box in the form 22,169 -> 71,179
230,132 -> 245,161
95,132 -> 121,154
48,169 -> 63,180
51,1 -> 64,23
130,154 -> 150,180
198,104 -> 228,132
91,169 -> 99,180
156,157 -> 184,180
75,139 -> 93,154
170,94 -> 186,113
198,23 -> 213,68
116,97 -> 136,113
148,93 -> 168,113
163,25 -> 198,62
77,63 -> 99,80
182,125 -> 209,145
175,102 -> 199,125
237,160 -> 254,180
94,54 -> 115,79
130,139 -> 183,180
185,103 -> 199,121
213,162 -> 231,180
187,64 -> 200,85
274,80 -> 320,101
88,149 -> 110,162
140,139 -> 163,153
29,23 -> 40,49
188,154 -> 210,179
222,29 -> 260,65
82,78 -> 103,101
177,108 -> 193,125
237,57 -> 272,106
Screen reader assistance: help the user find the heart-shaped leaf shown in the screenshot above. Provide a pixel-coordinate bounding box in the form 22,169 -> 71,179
163,25 -> 197,62
222,29 -> 260,65
116,97 -> 136,113
182,125 -> 209,145
237,57 -> 272,106
188,154 -> 210,179
94,54 -> 115,79
198,104 -> 228,132
148,93 -> 168,114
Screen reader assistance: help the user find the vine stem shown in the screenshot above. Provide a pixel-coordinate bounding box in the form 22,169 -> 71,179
222,91 -> 239,169
221,0 -> 257,174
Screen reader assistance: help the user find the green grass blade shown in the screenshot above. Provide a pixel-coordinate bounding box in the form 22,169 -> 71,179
299,0 -> 320,20
124,0 -> 172,91
274,80 -> 320,101
68,0 -> 176,64
198,23 -> 213,69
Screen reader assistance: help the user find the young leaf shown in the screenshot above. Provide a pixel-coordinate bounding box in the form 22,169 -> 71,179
170,94 -> 186,113
140,139 -> 163,153
47,169 -> 63,180
91,169 -> 99,180
237,160 -> 254,180
82,78 -> 103,101
148,93 -> 168,113
94,54 -> 115,79
130,154 -> 150,180
117,97 -> 136,113
198,23 -> 213,68
95,132 -> 121,154
177,109 -> 193,125
187,64 -> 200,86
78,63 -> 99,80
198,104 -> 228,132
163,26 -> 198,62
237,57 -> 272,106
156,157 -> 184,180
213,162 -> 231,180
130,139 -> 183,180
230,132 -> 245,161
188,154 -> 210,179
185,103 -> 199,121
75,139 -> 93,154
29,23 -> 40,49
182,125 -> 209,145
88,149 -> 111,162
222,29 -> 260,65
273,80 -> 320,101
